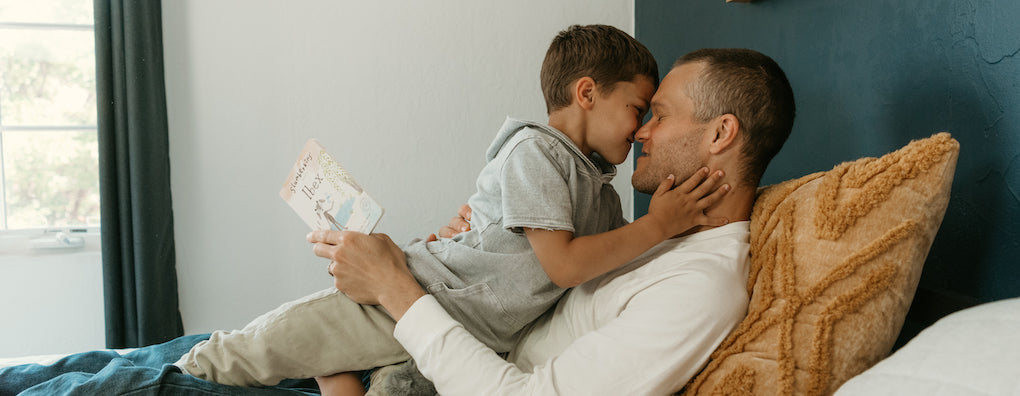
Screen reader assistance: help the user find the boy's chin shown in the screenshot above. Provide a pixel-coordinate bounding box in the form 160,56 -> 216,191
603,150 -> 631,165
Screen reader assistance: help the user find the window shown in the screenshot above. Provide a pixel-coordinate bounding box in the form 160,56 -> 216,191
0,2 -> 104,356
0,0 -> 99,231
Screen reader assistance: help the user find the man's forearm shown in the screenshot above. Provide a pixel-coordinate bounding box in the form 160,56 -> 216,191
378,277 -> 427,321
395,296 -> 542,396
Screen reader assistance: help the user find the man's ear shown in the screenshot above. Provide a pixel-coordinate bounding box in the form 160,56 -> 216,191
709,114 -> 740,154
573,77 -> 597,110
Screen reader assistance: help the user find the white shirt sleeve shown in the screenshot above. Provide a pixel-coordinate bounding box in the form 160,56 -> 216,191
394,270 -> 748,396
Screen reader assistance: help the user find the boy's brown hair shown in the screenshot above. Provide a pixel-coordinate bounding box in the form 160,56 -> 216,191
541,24 -> 659,113
675,48 -> 796,187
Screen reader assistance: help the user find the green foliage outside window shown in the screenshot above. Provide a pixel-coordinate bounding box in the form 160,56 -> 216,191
0,0 -> 99,230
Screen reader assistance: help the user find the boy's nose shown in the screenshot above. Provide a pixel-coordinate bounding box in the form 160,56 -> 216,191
634,122 -> 651,142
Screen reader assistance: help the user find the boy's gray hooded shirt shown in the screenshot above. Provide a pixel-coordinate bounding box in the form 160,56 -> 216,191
401,117 -> 628,352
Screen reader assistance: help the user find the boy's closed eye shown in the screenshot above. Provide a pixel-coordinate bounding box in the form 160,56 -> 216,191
631,104 -> 648,121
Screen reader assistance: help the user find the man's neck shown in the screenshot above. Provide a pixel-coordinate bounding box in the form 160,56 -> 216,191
673,183 -> 755,238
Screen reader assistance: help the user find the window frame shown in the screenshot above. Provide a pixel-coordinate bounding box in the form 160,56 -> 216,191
0,18 -> 99,232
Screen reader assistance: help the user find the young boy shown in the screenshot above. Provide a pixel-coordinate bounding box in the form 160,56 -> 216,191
174,24 -> 730,391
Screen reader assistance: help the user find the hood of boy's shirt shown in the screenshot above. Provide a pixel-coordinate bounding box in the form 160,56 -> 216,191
485,116 -> 617,179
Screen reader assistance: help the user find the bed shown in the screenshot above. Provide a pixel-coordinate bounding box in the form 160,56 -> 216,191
2,133 -> 1011,395
835,296 -> 1020,395
0,334 -> 320,395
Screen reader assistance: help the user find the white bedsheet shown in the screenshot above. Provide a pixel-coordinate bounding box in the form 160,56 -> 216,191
835,297 -> 1020,396
0,353 -> 72,369
0,349 -> 136,369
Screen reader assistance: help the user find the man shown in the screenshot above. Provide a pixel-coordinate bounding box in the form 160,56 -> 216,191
311,48 -> 795,395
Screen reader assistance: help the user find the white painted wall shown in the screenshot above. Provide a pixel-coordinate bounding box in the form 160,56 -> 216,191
0,229 -> 104,356
162,1 -> 636,334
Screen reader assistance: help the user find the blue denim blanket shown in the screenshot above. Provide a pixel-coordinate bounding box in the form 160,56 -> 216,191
0,334 -> 320,395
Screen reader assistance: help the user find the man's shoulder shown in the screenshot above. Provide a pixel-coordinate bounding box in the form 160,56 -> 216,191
631,222 -> 751,292
657,222 -> 750,262
617,236 -> 750,326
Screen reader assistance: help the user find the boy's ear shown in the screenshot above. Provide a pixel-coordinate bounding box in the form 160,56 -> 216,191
573,77 -> 597,110
709,114 -> 740,154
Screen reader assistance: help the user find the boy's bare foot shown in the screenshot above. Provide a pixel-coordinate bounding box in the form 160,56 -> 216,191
315,372 -> 366,396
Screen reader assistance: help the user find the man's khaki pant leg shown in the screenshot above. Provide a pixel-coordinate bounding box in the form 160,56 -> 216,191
174,288 -> 410,387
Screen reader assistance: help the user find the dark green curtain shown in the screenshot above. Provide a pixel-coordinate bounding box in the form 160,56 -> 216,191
94,0 -> 183,349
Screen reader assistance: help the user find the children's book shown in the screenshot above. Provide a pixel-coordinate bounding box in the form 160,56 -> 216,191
280,139 -> 384,233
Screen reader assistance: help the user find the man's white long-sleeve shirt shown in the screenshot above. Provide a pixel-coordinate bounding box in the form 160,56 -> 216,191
393,222 -> 751,395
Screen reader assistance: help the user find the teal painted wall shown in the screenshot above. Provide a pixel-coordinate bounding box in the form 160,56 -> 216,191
635,0 -> 1020,337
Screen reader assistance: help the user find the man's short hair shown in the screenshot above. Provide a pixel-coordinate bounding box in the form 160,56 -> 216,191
676,49 -> 796,186
541,24 -> 659,113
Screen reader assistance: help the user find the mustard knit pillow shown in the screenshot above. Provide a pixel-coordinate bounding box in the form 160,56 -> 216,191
682,133 -> 959,396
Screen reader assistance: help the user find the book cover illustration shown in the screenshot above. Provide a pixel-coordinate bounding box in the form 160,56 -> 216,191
280,139 -> 384,234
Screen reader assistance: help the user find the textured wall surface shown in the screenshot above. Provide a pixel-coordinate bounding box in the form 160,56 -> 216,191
635,0 -> 1019,336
